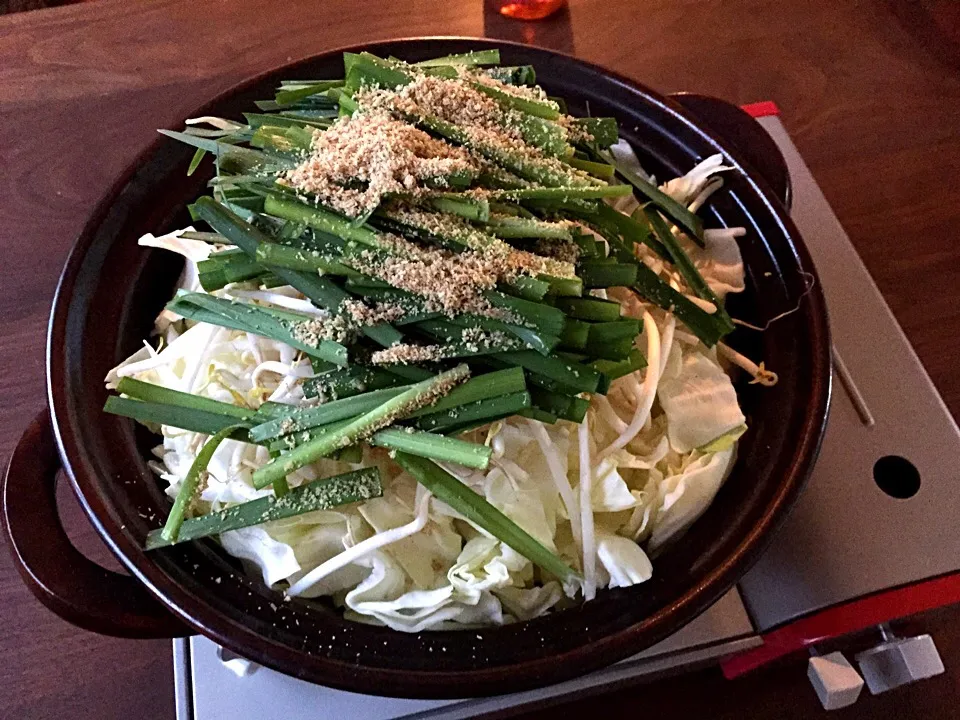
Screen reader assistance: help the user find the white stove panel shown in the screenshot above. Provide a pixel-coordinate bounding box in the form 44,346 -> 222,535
737,118 -> 960,631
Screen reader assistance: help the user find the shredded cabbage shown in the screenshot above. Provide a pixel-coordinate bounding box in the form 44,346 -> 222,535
108,148 -> 752,631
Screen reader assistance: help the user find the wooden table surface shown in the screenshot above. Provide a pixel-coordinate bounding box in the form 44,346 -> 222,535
2,0 -> 959,717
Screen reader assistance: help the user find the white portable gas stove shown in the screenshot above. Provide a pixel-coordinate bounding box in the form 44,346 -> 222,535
172,105 -> 960,718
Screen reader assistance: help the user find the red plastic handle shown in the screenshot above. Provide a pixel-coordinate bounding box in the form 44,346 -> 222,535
2,409 -> 191,638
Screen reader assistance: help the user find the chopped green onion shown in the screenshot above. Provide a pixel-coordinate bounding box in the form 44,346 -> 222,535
371,428 -> 491,469
415,50 -> 501,67
104,396 -> 252,440
578,260 -> 638,288
495,350 -> 602,394
167,292 -> 350,365
608,153 -> 705,245
146,468 -> 382,549
160,425 -> 242,543
555,296 -> 623,322
116,378 -> 254,420
645,207 -> 732,329
248,385 -> 413,443
415,391 -> 531,432
252,365 -> 470,488
408,367 -> 526,417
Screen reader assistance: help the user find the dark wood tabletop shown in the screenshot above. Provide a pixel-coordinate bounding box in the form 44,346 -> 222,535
2,0 -> 959,718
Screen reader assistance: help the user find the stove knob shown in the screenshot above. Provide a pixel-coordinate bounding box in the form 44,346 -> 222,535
807,651 -> 865,710
217,645 -> 261,678
854,634 -> 944,695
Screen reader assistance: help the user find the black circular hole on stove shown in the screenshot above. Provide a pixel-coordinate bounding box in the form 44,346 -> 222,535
873,455 -> 921,499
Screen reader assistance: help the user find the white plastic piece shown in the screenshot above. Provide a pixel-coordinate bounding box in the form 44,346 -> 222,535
807,651 -> 865,710
855,634 -> 944,695
217,645 -> 261,678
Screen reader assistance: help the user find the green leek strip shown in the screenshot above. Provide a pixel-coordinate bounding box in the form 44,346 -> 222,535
187,147 -> 207,176
502,275 -> 550,301
197,254 -> 267,291
158,130 -> 294,173
262,193 -> 381,247
250,125 -> 313,153
483,290 -> 567,336
252,365 -> 470,489
487,201 -> 535,219
573,118 -> 619,147
254,243 -> 358,277
146,468 -> 382,550
633,262 -> 729,346
444,315 -> 560,357
249,385 -> 414,443
484,65 -> 536,86
644,207 -> 733,329
407,367 -> 527,418
566,396 -> 591,423
587,319 -> 640,344
191,197 -> 403,349
592,349 -> 648,394
594,203 -> 670,260
412,319 -> 527,357
511,115 -> 571,157
566,156 -> 616,180
425,195 -> 490,222
487,185 -> 631,201
243,112 -> 332,130
414,391 -> 531,432
578,260 -> 638,288
415,50 -> 501,67
268,417 -> 354,452
373,363 -> 435,382
303,365 -> 404,400
344,280 -> 563,355
528,387 -> 572,419
395,453 -> 578,582
607,153 -> 705,245
116,378 -> 255,420
586,337 -> 634,362
280,109 -> 339,123
572,231 -> 601,258
528,388 -> 590,423
559,319 -> 590,350
555,296 -> 623,322
587,220 -> 728,345
254,93 -> 339,112
517,407 -> 559,425
166,292 -> 349,366
370,428 -> 491,469
180,231 -> 227,243
160,425 -> 242,543
470,81 -> 561,120
541,275 -> 583,297
495,350 -> 602,394
482,215 -> 572,240
274,80 -> 344,106
269,418 -> 491,470
104,396 -> 252,440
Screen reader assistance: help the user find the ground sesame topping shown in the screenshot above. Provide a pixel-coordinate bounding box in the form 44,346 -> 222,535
353,74 -> 593,187
370,343 -> 443,365
468,68 -> 557,106
284,113 -> 477,217
341,298 -> 406,326
348,244 -> 510,319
